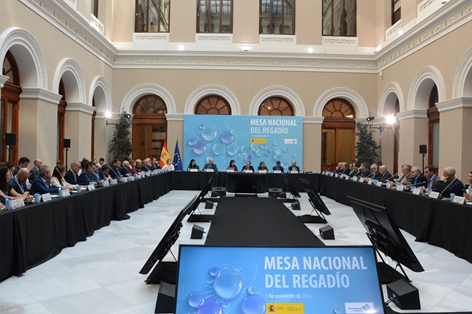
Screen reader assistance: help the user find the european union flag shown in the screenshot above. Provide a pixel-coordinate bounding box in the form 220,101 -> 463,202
173,140 -> 183,171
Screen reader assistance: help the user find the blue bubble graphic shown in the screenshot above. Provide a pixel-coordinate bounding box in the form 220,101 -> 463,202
198,124 -> 206,130
260,144 -> 267,150
240,294 -> 266,314
196,299 -> 223,314
220,131 -> 234,144
334,307 -> 342,314
255,149 -> 264,157
247,286 -> 257,295
210,266 -> 220,277
233,265 -> 243,272
283,147 -> 288,153
264,150 -> 271,157
213,271 -> 243,300
273,147 -> 281,154
237,153 -> 243,159
226,144 -> 238,156
187,137 -> 197,146
202,127 -> 217,142
212,143 -> 225,156
272,141 -> 278,146
240,145 -> 252,156
245,155 -> 253,162
193,141 -> 207,155
187,309 -> 197,314
188,292 -> 205,309
206,276 -> 214,284
250,143 -> 258,151
273,153 -> 281,161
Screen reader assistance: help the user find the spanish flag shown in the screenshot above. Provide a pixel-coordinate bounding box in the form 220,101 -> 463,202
160,140 -> 169,168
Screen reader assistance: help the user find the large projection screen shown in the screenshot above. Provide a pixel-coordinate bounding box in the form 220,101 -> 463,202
183,115 -> 303,171
175,245 -> 385,314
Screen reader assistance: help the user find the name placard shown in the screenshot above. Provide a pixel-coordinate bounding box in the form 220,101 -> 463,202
226,169 -> 234,173
367,180 -> 373,185
396,185 -> 404,191
453,196 -> 466,204
429,191 -> 440,199
376,181 -> 382,187
122,177 -> 128,183
63,190 -> 71,196
244,170 -> 253,173
11,199 -> 25,209
291,170 -> 299,174
88,184 -> 95,191
386,182 -> 391,189
42,193 -> 52,202
258,170 -> 267,173
205,169 -> 214,172
359,178 -> 365,183
412,188 -> 422,195
273,170 -> 282,174
190,168 -> 198,172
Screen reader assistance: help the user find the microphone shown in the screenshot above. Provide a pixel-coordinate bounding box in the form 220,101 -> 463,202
439,176 -> 459,199
110,166 -> 122,183
383,173 -> 398,183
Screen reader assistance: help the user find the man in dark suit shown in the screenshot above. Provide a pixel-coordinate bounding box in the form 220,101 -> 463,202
434,166 -> 464,198
241,161 -> 254,172
203,158 -> 218,171
374,165 -> 392,182
424,165 -> 439,194
288,160 -> 300,173
109,159 -> 122,181
9,167 -> 30,195
349,162 -> 360,177
13,157 -> 30,175
341,162 -> 350,175
78,161 -> 99,186
151,157 -> 160,170
272,160 -> 284,172
411,166 -> 427,188
463,171 -> 472,200
64,160 -> 81,185
29,159 -> 42,182
398,164 -> 413,184
30,165 -> 60,195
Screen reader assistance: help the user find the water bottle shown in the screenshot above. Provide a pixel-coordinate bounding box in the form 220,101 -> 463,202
34,193 -> 40,203
77,184 -> 82,193
58,187 -> 63,198
450,192 -> 455,202
5,198 -> 11,210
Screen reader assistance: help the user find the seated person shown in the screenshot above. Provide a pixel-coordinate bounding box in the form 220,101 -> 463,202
349,162 -> 360,177
411,166 -> 427,188
424,165 -> 440,194
374,165 -> 392,182
99,164 -> 112,182
0,165 -> 31,202
463,171 -> 472,201
162,159 -> 175,171
30,165 -> 61,195
358,162 -> 370,177
227,160 -> 238,171
13,156 -> 30,175
288,160 -> 300,173
29,159 -> 42,182
9,167 -> 30,195
203,158 -> 218,171
433,166 -> 465,198
340,162 -> 350,175
51,165 -> 77,189
241,161 -> 254,172
334,162 -> 343,174
257,161 -> 268,172
134,159 -> 143,172
188,159 -> 200,171
142,158 -> 153,172
120,160 -> 135,176
78,161 -> 99,186
366,164 -> 378,180
272,160 -> 284,172
109,159 -> 122,181
398,164 -> 413,184
151,157 -> 160,170
64,160 -> 81,185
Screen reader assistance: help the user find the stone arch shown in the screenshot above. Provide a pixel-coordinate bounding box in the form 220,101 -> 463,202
453,47 -> 472,98
313,87 -> 369,118
407,66 -> 445,110
120,83 -> 176,114
378,82 -> 404,116
0,27 -> 47,89
53,58 -> 87,103
249,86 -> 305,116
184,84 -> 241,115
89,76 -> 112,113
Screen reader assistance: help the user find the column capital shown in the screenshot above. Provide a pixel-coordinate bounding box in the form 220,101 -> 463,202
20,87 -> 62,105
0,75 -> 8,89
436,97 -> 472,113
166,113 -> 184,121
303,116 -> 324,124
396,109 -> 427,120
66,102 -> 95,115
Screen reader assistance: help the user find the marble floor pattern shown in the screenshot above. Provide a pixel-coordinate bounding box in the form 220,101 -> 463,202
1,190 -> 472,313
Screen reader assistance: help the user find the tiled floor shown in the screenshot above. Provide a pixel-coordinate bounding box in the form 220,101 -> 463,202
1,190 -> 471,313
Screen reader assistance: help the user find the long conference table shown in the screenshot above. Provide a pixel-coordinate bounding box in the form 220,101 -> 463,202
1,171 -> 472,283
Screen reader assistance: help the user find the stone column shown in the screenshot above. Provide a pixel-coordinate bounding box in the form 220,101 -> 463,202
64,102 -> 95,163
396,110 -> 428,171
166,113 -> 184,162
19,88 -> 62,166
303,117 -> 324,172
436,97 -> 472,180
93,111 -> 110,162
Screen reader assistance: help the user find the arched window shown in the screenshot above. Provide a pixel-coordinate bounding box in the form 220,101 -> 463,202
322,0 -> 357,37
1,51 -> 21,163
195,95 -> 231,115
260,0 -> 295,35
392,0 -> 401,25
321,98 -> 356,171
258,97 -> 294,116
135,0 -> 170,33
428,85 -> 439,170
197,0 -> 233,33
132,95 -> 167,159
57,80 -> 67,164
